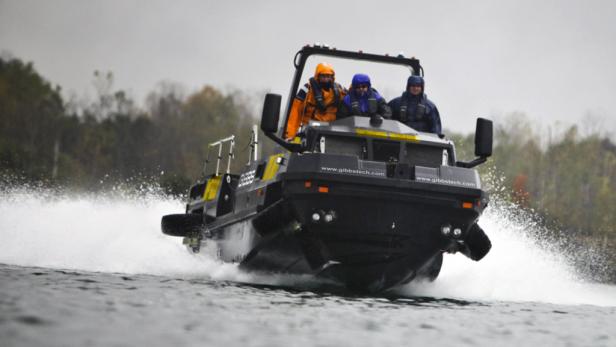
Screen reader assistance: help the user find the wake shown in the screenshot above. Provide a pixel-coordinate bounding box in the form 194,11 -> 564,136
1,186 -> 615,306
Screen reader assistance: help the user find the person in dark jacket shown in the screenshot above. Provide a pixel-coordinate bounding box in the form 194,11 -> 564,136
388,75 -> 442,134
337,73 -> 391,119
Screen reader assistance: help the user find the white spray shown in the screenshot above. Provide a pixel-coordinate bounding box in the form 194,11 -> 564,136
0,187 -> 614,306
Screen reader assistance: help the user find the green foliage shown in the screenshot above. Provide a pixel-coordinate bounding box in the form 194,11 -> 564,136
451,114 -> 616,253
0,56 -> 262,192
0,58 -> 64,180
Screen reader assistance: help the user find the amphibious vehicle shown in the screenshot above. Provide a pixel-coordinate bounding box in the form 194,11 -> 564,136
161,45 -> 493,292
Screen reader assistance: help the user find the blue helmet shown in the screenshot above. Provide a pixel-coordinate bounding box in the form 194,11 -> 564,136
407,75 -> 424,88
352,73 -> 371,88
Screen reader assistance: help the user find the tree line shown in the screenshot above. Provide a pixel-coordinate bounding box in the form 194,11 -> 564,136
451,115 -> 615,241
1,56 -> 267,194
1,56 -> 614,280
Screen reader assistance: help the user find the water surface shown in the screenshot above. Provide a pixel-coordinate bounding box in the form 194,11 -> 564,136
1,189 -> 615,346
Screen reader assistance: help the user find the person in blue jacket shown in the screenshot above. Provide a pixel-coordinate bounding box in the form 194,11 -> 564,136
337,74 -> 391,119
388,75 -> 442,134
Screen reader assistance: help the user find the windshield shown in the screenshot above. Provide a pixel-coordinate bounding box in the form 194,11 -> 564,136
298,54 -> 417,102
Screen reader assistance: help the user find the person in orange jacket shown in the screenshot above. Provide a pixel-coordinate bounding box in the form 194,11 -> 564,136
285,63 -> 346,139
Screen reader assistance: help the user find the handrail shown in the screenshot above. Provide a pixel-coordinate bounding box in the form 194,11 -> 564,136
203,135 -> 235,177
247,124 -> 259,165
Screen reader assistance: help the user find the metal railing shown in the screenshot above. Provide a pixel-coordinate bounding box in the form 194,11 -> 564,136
247,125 -> 259,166
203,135 -> 235,177
202,125 -> 260,177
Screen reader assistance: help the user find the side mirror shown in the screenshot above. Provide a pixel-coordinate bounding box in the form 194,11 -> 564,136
456,117 -> 493,168
474,118 -> 493,158
259,93 -> 301,152
261,93 -> 281,134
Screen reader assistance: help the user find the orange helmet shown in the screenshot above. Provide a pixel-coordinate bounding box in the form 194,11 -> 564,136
314,62 -> 335,79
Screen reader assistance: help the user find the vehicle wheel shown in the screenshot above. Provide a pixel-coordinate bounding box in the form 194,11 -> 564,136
463,223 -> 491,261
161,213 -> 203,237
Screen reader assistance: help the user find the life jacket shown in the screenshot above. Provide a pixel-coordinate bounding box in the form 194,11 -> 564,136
285,80 -> 344,139
349,88 -> 378,116
304,78 -> 342,119
399,92 -> 427,123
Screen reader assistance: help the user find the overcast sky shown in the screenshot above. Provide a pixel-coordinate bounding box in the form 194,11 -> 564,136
1,0 -> 616,135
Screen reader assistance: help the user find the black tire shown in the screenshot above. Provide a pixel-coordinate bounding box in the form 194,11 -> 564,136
161,213 -> 203,237
463,223 -> 491,261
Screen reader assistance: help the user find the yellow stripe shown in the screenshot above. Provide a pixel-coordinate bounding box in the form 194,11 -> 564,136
356,128 -> 389,139
203,175 -> 222,201
262,154 -> 284,181
355,128 -> 419,142
389,133 -> 419,142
